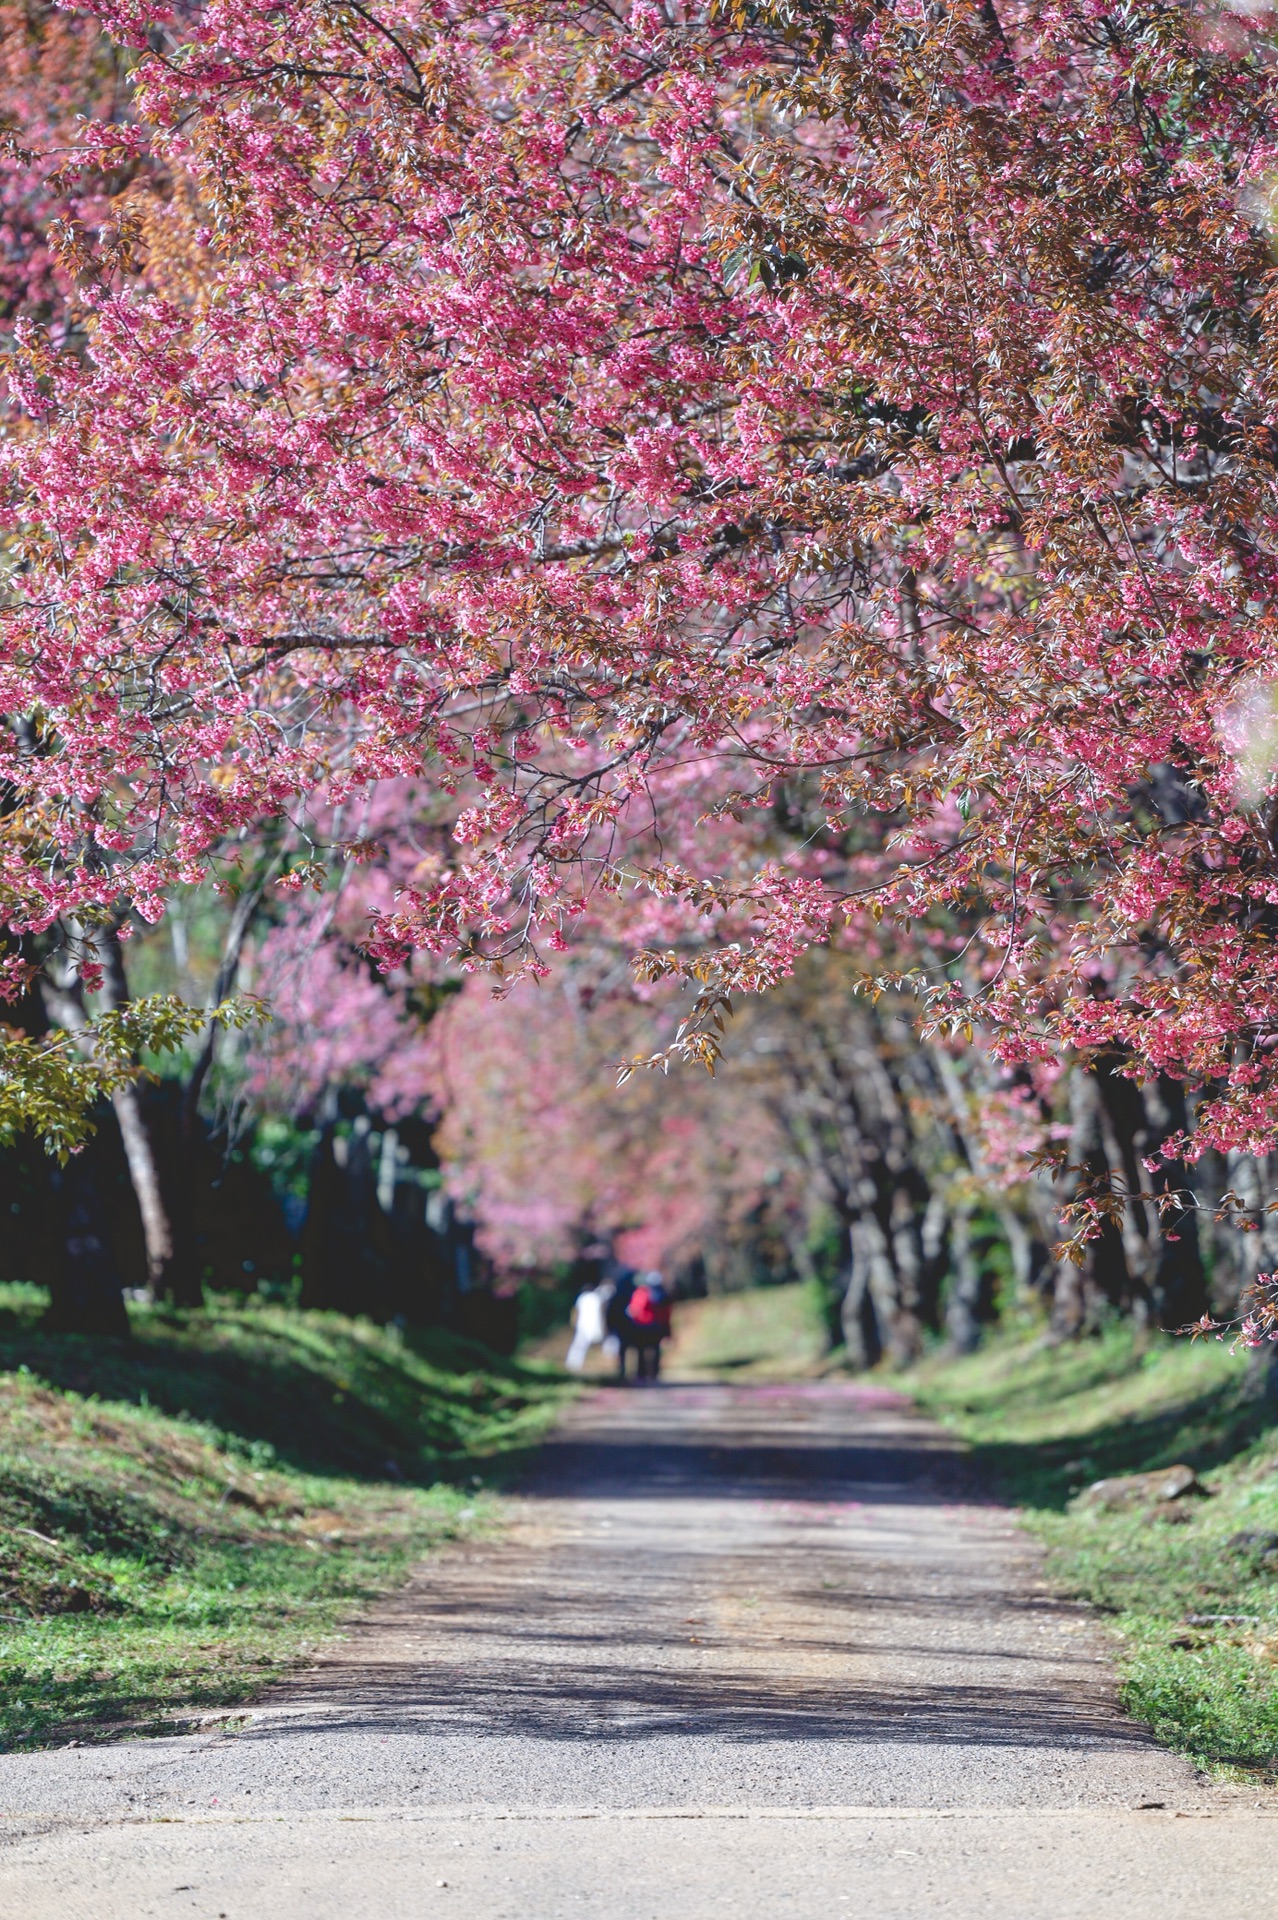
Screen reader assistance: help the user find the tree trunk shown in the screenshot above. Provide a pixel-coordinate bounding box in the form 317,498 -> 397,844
180,878 -> 267,1139
109,1079 -> 176,1298
1050,1254 -> 1088,1341
1093,1058 -> 1155,1328
39,921 -> 178,1302
91,921 -> 178,1300
997,1205 -> 1050,1305
840,1225 -> 881,1372
1049,1066 -> 1118,1337
165,868 -> 277,1305
1140,1075 -> 1208,1330
857,1208 -> 903,1363
946,1206 -> 984,1354
45,1151 -> 129,1337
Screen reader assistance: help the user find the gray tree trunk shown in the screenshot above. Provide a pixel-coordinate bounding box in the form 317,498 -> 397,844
946,1206 -> 984,1354
92,920 -> 176,1301
40,936 -> 175,1302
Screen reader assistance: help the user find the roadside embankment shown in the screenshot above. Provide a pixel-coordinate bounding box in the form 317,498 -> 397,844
0,1287 -> 569,1750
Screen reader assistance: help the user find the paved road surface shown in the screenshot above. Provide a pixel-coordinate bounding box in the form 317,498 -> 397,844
2,1381 -> 1276,1916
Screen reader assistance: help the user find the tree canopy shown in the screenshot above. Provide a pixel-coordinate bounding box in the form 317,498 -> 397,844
4,0 -> 1278,1337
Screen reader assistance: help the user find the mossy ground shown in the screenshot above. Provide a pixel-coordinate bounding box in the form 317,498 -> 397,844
906,1325 -> 1278,1780
0,1287 -> 570,1750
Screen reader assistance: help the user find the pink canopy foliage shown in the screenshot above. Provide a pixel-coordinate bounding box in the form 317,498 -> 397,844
234,776 -> 789,1268
422,971 -> 791,1271
0,3 -> 140,330
4,0 -> 1278,1165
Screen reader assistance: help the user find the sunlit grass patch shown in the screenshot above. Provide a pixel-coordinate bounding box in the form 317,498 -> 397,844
665,1280 -> 832,1379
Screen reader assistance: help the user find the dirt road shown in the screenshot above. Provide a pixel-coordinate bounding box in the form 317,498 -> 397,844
2,1381 -> 1275,1916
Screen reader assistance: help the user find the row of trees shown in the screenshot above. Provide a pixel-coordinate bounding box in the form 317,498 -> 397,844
408,955 -> 1270,1366
0,809 -> 1269,1362
1,0 -> 1278,1352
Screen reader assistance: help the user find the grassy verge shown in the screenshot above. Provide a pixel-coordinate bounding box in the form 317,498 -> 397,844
907,1326 -> 1278,1779
0,1287 -> 570,1750
663,1279 -> 833,1379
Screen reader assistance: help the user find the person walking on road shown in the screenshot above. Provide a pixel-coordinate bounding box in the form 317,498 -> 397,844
565,1279 -> 616,1372
625,1272 -> 673,1383
606,1266 -> 638,1382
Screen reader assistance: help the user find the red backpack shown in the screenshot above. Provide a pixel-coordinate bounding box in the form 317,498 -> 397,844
628,1284 -> 671,1333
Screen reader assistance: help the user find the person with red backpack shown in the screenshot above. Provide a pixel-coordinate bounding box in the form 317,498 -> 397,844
624,1272 -> 673,1383
604,1264 -> 637,1383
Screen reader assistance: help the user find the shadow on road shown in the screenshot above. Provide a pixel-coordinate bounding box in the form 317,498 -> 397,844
245,1382 -> 1164,1762
244,1663 -> 1158,1751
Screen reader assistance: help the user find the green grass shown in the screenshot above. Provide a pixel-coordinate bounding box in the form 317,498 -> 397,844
665,1279 -> 833,1378
907,1326 -> 1278,1779
0,1287 -> 571,1750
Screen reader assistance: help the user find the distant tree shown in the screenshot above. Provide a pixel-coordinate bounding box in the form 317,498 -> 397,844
417,968 -> 794,1281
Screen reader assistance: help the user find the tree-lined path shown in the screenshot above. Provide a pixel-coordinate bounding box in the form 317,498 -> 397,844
1,1382 -> 1276,1916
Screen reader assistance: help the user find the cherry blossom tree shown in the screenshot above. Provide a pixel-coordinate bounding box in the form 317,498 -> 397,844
421,968 -> 795,1279
5,0 -> 1278,1339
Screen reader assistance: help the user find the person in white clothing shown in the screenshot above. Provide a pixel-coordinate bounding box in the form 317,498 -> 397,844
565,1281 -> 615,1371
